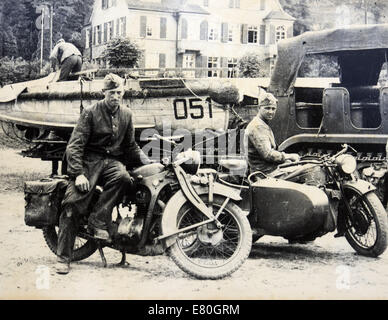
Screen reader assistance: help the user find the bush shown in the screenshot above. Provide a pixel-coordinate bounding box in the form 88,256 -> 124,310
237,52 -> 269,78
0,57 -> 50,86
102,37 -> 142,68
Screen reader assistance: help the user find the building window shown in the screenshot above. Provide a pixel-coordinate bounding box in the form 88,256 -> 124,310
147,26 -> 153,37
183,53 -> 195,78
203,0 -> 209,6
227,58 -> 238,78
102,0 -> 117,9
208,57 -> 219,77
276,25 -> 286,42
248,25 -> 258,43
208,23 -> 219,41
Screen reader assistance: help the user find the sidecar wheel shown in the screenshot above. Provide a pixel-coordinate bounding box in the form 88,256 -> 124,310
168,195 -> 252,279
42,226 -> 98,261
342,191 -> 388,257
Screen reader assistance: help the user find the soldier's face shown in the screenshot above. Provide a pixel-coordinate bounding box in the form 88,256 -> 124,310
259,103 -> 277,122
104,88 -> 124,108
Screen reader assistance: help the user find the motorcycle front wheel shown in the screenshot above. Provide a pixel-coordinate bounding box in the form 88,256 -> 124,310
42,226 -> 98,261
168,195 -> 252,279
342,190 -> 388,257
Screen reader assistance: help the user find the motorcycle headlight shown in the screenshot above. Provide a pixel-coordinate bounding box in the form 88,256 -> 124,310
335,154 -> 357,174
176,149 -> 201,175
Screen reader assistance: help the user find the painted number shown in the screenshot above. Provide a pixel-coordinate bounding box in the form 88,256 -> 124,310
173,97 -> 213,120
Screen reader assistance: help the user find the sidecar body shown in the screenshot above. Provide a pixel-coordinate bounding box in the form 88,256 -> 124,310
249,177 -> 332,239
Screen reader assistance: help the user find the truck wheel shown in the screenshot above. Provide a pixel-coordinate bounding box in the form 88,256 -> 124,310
42,226 -> 98,261
168,195 -> 252,279
343,190 -> 388,257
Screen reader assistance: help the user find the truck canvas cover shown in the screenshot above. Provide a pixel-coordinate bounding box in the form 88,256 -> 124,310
269,24 -> 388,96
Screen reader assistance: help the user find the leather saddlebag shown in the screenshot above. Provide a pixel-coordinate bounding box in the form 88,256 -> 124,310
24,177 -> 69,227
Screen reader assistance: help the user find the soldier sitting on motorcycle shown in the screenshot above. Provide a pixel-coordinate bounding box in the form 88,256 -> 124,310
55,73 -> 151,274
245,92 -> 300,175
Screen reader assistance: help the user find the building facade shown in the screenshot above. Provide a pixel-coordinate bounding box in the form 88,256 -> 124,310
83,0 -> 295,77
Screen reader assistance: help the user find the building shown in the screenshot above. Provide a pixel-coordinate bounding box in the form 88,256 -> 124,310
83,0 -> 295,77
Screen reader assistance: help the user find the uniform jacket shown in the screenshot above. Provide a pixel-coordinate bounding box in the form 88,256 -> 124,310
245,115 -> 285,174
66,100 -> 147,178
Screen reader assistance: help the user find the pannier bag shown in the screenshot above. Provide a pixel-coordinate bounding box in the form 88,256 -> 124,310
24,176 -> 69,227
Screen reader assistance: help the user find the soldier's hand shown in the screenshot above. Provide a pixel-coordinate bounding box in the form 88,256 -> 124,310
285,153 -> 300,162
75,174 -> 90,193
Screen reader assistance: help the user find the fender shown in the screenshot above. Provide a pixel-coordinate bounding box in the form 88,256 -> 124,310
342,179 -> 376,195
160,182 -> 242,248
278,133 -> 388,152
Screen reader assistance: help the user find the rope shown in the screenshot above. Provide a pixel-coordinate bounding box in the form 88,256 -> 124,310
178,77 -> 205,101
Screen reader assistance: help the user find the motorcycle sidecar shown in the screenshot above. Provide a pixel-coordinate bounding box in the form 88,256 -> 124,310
249,177 -> 331,239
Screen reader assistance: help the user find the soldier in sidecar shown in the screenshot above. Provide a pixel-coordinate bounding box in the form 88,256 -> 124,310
245,92 -> 300,175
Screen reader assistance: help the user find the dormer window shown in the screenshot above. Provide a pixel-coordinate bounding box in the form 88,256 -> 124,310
276,25 -> 286,42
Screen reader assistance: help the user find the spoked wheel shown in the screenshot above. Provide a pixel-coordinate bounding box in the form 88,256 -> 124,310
342,189 -> 388,257
168,195 -> 252,279
42,226 -> 98,261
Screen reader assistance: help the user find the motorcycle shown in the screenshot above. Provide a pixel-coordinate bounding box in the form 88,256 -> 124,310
24,134 -> 252,279
218,144 -> 388,257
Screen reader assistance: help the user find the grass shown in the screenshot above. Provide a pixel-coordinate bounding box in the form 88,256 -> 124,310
0,129 -> 30,150
0,131 -> 51,192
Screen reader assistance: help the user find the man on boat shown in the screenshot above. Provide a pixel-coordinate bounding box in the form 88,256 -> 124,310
245,91 -> 300,175
55,73 -> 151,274
49,39 -> 82,81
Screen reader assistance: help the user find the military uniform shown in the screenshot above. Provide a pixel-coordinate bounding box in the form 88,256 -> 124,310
246,112 -> 286,174
56,74 -> 149,268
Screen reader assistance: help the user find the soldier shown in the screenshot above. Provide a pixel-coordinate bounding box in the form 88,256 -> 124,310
49,39 -> 82,81
55,73 -> 151,274
246,92 -> 300,175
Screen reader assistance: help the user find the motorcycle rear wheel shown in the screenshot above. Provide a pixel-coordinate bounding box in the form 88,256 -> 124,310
343,190 -> 388,257
42,226 -> 98,261
168,195 -> 252,280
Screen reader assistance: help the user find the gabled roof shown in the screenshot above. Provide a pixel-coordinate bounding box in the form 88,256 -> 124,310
264,10 -> 295,21
126,0 -> 209,14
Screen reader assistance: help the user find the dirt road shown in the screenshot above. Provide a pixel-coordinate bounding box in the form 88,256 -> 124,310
1,149 -> 388,300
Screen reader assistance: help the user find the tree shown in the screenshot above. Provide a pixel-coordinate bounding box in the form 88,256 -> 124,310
279,0 -> 311,35
102,37 -> 143,68
237,52 -> 269,78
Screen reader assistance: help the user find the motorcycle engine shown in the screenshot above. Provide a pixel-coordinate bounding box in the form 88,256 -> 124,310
117,216 -> 144,241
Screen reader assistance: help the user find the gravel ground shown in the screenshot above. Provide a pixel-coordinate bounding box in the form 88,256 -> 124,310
1,149 -> 388,300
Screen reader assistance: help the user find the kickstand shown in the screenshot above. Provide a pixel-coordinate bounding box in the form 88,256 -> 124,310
97,242 -> 107,268
117,251 -> 127,266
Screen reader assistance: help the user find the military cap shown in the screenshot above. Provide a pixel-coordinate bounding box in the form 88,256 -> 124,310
102,73 -> 124,91
259,92 -> 278,107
